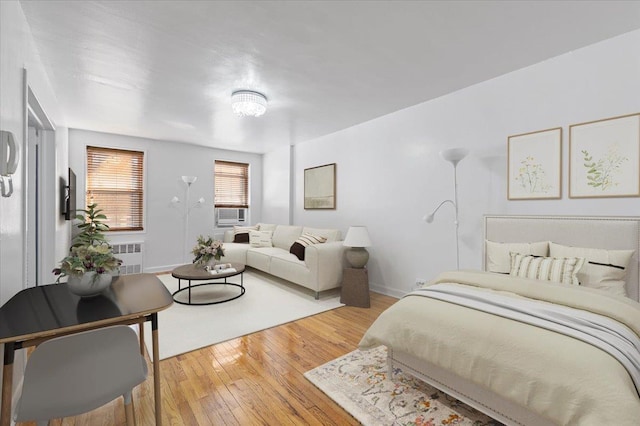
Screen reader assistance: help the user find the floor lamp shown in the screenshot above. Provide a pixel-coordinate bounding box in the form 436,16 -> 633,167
171,176 -> 205,263
423,148 -> 469,270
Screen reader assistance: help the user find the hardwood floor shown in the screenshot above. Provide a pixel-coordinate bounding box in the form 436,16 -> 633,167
20,291 -> 397,425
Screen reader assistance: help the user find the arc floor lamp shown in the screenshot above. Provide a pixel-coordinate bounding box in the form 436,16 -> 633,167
423,148 -> 469,270
171,176 -> 205,263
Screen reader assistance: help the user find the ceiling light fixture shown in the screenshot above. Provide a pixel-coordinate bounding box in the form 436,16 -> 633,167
231,90 -> 268,117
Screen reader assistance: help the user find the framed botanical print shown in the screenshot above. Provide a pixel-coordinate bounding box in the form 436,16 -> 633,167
304,163 -> 336,209
569,113 -> 640,198
507,127 -> 562,200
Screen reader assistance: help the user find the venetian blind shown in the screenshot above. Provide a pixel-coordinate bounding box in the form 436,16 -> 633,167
86,146 -> 144,231
214,160 -> 249,208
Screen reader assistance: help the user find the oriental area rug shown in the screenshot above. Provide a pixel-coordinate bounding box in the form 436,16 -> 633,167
304,346 -> 503,426
143,269 -> 343,359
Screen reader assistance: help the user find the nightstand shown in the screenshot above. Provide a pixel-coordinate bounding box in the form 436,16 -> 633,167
340,267 -> 370,308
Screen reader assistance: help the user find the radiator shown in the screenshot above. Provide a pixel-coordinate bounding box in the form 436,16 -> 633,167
111,242 -> 144,275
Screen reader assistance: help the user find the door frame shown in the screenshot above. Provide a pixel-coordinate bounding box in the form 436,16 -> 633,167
23,69 -> 56,288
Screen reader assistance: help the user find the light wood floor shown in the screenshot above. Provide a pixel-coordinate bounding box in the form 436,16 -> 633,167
20,291 -> 397,425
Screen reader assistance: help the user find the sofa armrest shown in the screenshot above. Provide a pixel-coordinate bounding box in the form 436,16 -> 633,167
304,241 -> 347,291
223,230 -> 234,243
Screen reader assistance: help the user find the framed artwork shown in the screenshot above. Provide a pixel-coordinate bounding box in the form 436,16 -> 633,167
304,163 -> 336,209
569,113 -> 640,198
507,127 -> 562,200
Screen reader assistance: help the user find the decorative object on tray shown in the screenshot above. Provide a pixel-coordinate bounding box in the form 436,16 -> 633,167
192,235 -> 225,267
343,226 -> 372,268
52,203 -> 122,297
304,163 -> 336,209
424,147 -> 469,270
204,263 -> 236,275
304,346 -> 500,426
569,112 -> 640,198
507,127 -> 562,200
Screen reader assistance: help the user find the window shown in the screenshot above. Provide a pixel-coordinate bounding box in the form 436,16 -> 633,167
214,160 -> 249,208
86,146 -> 144,231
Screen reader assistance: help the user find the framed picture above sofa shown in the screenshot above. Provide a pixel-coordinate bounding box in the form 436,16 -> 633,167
304,163 -> 336,209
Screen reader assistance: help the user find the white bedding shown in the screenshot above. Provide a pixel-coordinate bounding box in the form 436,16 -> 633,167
359,270 -> 640,425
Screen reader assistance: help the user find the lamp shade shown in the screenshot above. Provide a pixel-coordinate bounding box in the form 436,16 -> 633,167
440,148 -> 469,165
343,226 -> 372,247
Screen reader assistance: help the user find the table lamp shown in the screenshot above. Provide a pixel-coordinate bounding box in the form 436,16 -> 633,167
343,226 -> 372,268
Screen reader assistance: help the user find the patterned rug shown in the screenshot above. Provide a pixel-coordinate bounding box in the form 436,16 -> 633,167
304,346 -> 503,426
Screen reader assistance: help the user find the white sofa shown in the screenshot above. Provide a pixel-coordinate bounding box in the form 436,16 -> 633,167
220,223 -> 346,298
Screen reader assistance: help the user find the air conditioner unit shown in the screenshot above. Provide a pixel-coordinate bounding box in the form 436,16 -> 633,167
216,208 -> 247,226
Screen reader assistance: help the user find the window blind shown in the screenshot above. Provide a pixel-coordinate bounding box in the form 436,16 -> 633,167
214,160 -> 249,208
86,146 -> 144,231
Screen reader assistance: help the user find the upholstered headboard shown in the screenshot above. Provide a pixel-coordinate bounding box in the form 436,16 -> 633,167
484,215 -> 640,302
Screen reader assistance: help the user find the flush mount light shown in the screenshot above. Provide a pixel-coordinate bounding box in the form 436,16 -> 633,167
231,90 -> 268,117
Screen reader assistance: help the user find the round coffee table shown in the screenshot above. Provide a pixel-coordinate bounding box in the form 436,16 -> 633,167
171,263 -> 246,305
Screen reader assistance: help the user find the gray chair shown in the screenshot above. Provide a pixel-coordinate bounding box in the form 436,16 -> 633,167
14,325 -> 148,426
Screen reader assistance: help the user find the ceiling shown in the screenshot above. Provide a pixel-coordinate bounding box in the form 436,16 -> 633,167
19,1 -> 640,154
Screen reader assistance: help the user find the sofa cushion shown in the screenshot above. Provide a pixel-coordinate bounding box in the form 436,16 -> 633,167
302,227 -> 341,243
270,253 -> 310,288
289,233 -> 328,261
249,230 -> 273,248
233,225 -> 258,243
272,225 -> 303,250
257,223 -> 277,232
219,242 -> 251,264
246,247 -> 284,272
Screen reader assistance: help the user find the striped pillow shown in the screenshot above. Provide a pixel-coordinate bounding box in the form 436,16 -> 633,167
233,225 -> 258,243
509,253 -> 585,285
289,233 -> 327,261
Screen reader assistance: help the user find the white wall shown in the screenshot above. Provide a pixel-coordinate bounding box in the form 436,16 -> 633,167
262,145 -> 291,225
68,129 -> 263,272
0,0 -> 69,413
289,30 -> 640,297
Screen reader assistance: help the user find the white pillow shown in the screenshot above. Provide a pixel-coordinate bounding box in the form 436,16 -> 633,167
249,230 -> 273,248
587,280 -> 627,298
549,242 -> 634,294
486,240 -> 549,273
510,253 -> 585,286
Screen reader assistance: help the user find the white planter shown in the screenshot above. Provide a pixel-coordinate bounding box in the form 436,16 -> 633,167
67,271 -> 113,297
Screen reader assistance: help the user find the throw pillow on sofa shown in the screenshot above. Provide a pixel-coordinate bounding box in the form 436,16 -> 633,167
249,230 -> 273,248
233,225 -> 259,243
290,233 -> 327,261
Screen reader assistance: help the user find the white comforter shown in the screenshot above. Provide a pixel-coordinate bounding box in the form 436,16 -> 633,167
359,270 -> 640,425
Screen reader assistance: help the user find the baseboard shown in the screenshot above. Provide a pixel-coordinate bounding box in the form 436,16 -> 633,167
369,282 -> 404,299
144,264 -> 181,274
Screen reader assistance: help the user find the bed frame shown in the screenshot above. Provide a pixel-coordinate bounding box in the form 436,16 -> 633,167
389,215 -> 640,426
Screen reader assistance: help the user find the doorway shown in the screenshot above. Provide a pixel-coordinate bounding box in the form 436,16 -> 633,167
26,84 -> 55,287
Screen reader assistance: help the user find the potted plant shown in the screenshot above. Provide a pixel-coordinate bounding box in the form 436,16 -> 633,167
53,203 -> 122,297
191,235 -> 225,267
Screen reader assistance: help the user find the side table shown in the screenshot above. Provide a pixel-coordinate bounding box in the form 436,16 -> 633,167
340,267 -> 370,308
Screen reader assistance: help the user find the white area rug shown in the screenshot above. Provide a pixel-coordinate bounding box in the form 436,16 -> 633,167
143,269 -> 343,359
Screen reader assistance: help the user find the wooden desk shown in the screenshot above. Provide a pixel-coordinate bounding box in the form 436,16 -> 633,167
0,274 -> 173,426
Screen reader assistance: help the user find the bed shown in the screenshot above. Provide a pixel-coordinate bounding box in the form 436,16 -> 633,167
359,215 -> 640,426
